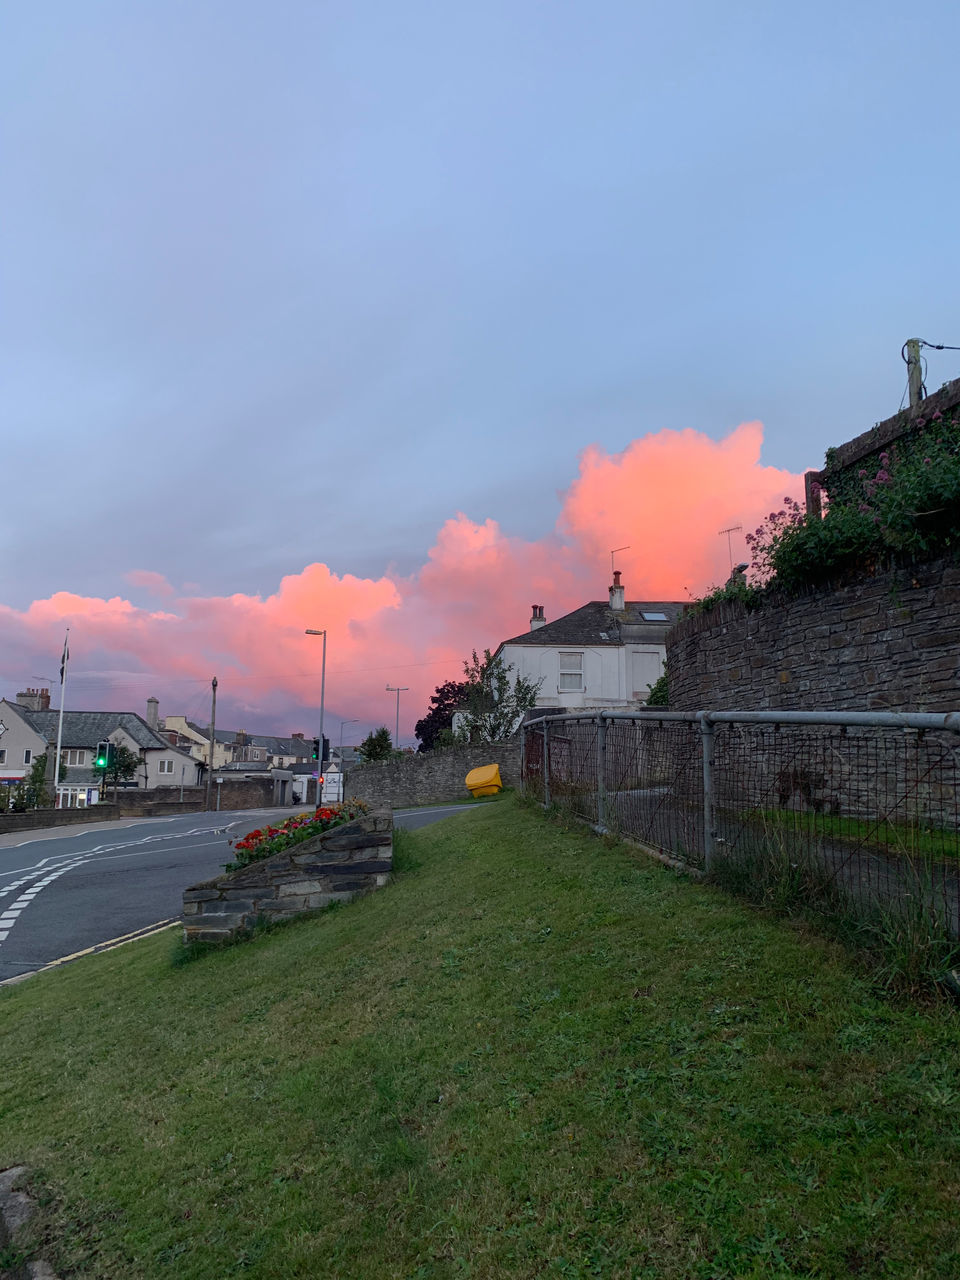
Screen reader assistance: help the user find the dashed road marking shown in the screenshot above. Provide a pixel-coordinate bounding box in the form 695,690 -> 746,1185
0,824 -> 238,950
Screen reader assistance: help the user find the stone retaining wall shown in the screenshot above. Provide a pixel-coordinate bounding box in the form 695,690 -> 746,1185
344,741 -> 521,809
667,553 -> 960,712
182,808 -> 393,943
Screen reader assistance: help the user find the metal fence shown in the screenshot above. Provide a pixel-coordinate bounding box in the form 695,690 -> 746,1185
522,710 -> 960,937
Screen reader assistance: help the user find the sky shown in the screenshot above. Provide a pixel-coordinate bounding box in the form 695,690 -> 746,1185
3,0 -> 959,743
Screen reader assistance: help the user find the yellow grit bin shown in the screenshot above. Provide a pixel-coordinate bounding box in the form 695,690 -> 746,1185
465,763 -> 503,797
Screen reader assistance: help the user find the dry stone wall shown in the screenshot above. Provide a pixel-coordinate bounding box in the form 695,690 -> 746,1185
667,553 -> 960,713
344,741 -> 521,809
182,808 -> 392,943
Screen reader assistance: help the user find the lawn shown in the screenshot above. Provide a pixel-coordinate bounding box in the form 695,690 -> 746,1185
2,795 -> 960,1278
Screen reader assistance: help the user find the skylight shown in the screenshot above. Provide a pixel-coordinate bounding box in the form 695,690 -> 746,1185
641,611 -> 668,621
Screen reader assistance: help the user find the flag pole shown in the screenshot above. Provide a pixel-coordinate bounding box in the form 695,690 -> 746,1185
53,628 -> 69,808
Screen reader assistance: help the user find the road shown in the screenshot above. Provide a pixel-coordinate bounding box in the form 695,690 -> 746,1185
0,803 -> 479,983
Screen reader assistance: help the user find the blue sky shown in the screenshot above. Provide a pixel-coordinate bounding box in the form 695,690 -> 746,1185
2,0 -> 959,730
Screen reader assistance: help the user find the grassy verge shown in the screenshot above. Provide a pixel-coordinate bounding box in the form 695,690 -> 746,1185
741,807 -> 960,863
2,796 -> 960,1277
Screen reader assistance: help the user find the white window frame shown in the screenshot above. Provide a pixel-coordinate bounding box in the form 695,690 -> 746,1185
0,749 -> 5,764
558,651 -> 584,692
158,759 -> 174,774
23,749 -> 32,765
65,749 -> 87,767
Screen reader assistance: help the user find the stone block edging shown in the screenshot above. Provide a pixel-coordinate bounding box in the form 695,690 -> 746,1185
181,808 -> 393,943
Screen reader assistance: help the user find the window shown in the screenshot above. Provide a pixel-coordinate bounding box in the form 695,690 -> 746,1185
642,611 -> 668,621
0,749 -> 5,764
64,749 -> 86,766
558,652 -> 583,692
23,749 -> 32,765
158,759 -> 174,774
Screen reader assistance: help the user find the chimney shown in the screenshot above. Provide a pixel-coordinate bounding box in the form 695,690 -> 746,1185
146,696 -> 159,731
529,604 -> 547,631
609,570 -> 625,612
16,687 -> 50,713
291,732 -> 305,740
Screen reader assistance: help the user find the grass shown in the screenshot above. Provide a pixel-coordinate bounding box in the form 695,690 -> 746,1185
2,795 -> 960,1277
743,807 -> 960,864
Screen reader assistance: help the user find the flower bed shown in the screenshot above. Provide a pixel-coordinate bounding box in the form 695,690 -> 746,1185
226,801 -> 369,870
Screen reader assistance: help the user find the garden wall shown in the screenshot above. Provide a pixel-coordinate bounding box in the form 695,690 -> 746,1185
344,741 -> 521,809
667,553 -> 960,712
0,778 -> 284,835
182,808 -> 392,943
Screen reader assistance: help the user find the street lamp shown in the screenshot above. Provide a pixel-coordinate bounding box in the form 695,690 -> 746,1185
305,629 -> 327,797
386,684 -> 408,748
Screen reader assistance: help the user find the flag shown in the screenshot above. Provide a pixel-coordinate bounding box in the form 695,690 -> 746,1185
59,633 -> 69,684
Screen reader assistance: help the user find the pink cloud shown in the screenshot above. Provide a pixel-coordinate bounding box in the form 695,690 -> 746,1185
0,423 -> 806,737
125,570 -> 176,597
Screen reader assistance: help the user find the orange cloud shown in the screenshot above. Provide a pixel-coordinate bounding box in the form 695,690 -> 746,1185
0,423 -> 806,737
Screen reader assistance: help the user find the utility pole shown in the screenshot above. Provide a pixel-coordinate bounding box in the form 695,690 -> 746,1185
905,337 -> 924,409
386,685 -> 408,748
205,676 -> 218,811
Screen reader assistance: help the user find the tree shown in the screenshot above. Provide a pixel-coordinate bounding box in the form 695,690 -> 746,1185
457,650 -> 542,743
646,671 -> 669,707
99,744 -> 141,800
415,679 -> 471,752
11,754 -> 51,811
357,727 -> 394,762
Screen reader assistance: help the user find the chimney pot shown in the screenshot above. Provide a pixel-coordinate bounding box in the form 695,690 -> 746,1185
530,604 -> 547,631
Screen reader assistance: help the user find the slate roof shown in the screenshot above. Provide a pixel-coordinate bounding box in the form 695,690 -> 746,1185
185,723 -> 312,756
22,709 -> 193,757
495,600 -> 686,652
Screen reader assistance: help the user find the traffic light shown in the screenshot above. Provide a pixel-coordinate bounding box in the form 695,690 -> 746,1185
312,737 -> 320,760
95,740 -> 109,769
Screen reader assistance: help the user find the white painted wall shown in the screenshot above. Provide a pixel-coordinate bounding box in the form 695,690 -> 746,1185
500,643 -> 666,709
0,701 -> 49,783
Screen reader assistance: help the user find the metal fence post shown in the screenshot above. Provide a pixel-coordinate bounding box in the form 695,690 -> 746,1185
543,718 -> 551,808
596,716 -> 607,829
699,714 -> 716,873
519,722 -> 526,794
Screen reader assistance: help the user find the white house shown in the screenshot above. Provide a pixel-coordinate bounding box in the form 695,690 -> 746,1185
0,691 -> 202,807
0,696 -> 50,792
493,573 -> 685,712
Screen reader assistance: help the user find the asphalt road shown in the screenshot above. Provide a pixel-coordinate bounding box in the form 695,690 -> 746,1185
0,803 -> 479,982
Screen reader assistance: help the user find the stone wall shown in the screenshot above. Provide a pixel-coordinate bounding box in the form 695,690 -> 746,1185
0,778 -> 287,836
667,553 -> 960,712
344,741 -> 521,809
182,808 -> 392,942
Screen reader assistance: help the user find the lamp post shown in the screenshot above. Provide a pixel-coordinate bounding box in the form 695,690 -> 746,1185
386,684 -> 408,748
305,629 -> 327,801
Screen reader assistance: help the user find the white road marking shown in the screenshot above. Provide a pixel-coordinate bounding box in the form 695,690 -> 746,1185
0,823 -> 239,950
0,919 -> 178,986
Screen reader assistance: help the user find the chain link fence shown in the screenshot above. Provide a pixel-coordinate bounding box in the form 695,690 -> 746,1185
522,710 -> 960,939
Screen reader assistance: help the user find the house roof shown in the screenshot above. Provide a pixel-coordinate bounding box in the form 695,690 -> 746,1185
496,600 -> 686,652
22,709 -> 193,757
185,723 -> 312,755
